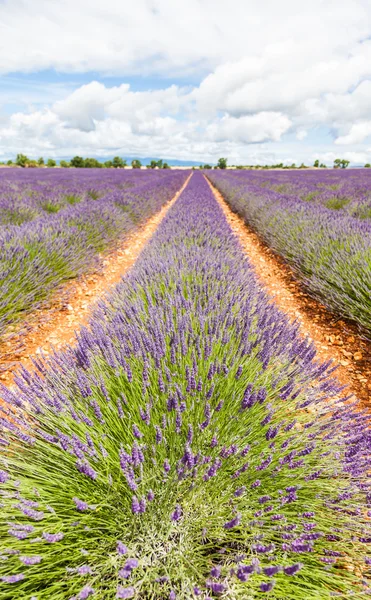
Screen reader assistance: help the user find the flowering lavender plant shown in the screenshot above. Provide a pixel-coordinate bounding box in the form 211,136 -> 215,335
208,169 -> 371,333
0,173 -> 370,598
0,168 -> 187,339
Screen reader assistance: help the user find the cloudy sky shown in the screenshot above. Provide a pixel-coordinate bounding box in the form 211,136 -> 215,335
1,0 -> 371,164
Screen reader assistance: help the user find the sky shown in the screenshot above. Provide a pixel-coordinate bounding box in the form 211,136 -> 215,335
1,0 -> 371,165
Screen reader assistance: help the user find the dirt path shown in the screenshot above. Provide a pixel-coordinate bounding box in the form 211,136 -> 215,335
0,174 -> 191,387
206,176 -> 371,405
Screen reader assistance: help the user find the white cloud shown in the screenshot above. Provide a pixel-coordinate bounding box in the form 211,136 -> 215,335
1,0 -> 371,162
206,113 -> 292,144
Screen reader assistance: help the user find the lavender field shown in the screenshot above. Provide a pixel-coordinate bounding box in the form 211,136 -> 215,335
0,169 -> 187,339
208,169 -> 371,333
0,171 -> 370,599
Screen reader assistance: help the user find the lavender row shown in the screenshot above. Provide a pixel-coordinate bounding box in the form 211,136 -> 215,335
0,173 -> 370,598
236,168 -> 371,219
207,170 -> 371,333
0,169 -> 188,339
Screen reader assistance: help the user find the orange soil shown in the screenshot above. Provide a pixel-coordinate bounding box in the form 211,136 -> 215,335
206,176 -> 371,405
0,174 -> 191,387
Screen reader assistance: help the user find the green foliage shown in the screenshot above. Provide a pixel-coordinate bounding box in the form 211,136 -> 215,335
46,158 -> 56,168
131,159 -> 142,169
365,163 -> 371,168
217,157 -> 228,169
60,160 -> 70,168
313,159 -> 320,168
38,157 -> 44,165
16,153 -> 29,167
112,156 -> 127,168
83,157 -> 102,168
162,162 -> 170,169
334,158 -> 350,169
70,156 -> 85,168
6,159 -> 13,165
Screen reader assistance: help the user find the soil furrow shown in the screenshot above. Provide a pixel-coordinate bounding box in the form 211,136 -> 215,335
205,175 -> 371,405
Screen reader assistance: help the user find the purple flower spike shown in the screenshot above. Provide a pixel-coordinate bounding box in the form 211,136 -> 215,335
43,532 -> 64,543
1,573 -> 25,583
117,586 -> 135,598
117,541 -> 128,555
169,591 -> 176,600
171,504 -> 182,522
79,585 -> 95,599
224,514 -> 241,529
260,581 -> 275,592
0,470 -> 9,483
73,497 -> 89,511
284,563 -> 303,576
19,555 -> 42,565
131,496 -> 140,514
210,566 -> 221,578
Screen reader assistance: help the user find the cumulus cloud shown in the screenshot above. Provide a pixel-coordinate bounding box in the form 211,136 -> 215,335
1,0 -> 371,162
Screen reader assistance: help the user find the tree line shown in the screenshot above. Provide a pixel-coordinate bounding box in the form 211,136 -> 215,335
0,155 -> 171,169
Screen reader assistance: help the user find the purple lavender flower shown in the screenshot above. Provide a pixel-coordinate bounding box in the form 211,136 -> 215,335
19,555 -> 42,565
0,470 -> 9,483
224,514 -> 241,529
117,586 -> 135,598
284,563 -> 303,575
1,573 -> 25,583
73,497 -> 89,511
43,532 -> 64,543
171,504 -> 182,521
117,541 -> 128,555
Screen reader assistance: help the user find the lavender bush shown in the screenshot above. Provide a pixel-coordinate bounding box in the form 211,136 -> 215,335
207,170 -> 371,333
0,173 -> 370,598
0,169 -> 187,338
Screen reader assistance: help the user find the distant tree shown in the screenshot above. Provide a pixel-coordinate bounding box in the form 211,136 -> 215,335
70,156 -> 85,168
365,163 -> 371,168
320,163 -> 327,168
16,153 -> 29,167
149,160 -> 157,169
7,160 -> 13,165
203,164 -> 212,169
47,158 -> 56,168
157,159 -> 163,169
60,160 -> 70,168
103,160 -> 113,168
334,158 -> 350,169
84,157 -> 102,168
162,162 -> 170,169
112,156 -> 126,168
217,157 -> 228,169
131,159 -> 142,169
313,159 -> 320,168
38,157 -> 44,166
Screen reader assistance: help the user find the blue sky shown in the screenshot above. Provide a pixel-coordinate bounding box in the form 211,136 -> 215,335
0,0 -> 371,165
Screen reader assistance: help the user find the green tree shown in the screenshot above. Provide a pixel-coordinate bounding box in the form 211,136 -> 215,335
320,163 -> 327,168
84,157 -> 102,168
365,163 -> 371,168
203,164 -> 212,169
70,156 -> 85,168
217,157 -> 228,169
149,160 -> 157,169
156,159 -> 163,169
60,160 -> 70,168
112,156 -> 126,168
38,157 -> 44,166
313,159 -> 320,168
131,159 -> 142,169
7,160 -> 13,165
162,162 -> 170,169
334,158 -> 350,169
16,153 -> 29,167
47,158 -> 56,168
